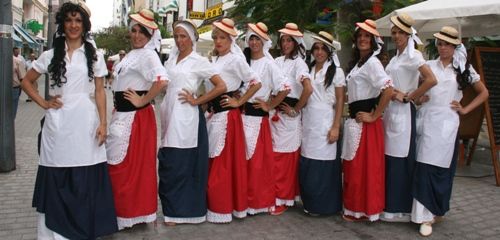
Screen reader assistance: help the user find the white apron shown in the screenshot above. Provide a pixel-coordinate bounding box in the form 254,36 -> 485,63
301,102 -> 337,160
384,101 -> 412,157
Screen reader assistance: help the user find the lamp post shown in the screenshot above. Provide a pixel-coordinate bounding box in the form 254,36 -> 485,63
0,0 -> 16,172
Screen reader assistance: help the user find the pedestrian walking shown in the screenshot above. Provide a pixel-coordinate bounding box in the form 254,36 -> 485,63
270,22 -> 313,215
382,13 -> 437,222
105,9 -> 168,230
299,31 -> 345,216
242,22 -> 290,215
341,19 -> 393,222
158,19 -> 226,225
411,26 -> 489,237
21,1 -> 118,238
206,18 -> 261,223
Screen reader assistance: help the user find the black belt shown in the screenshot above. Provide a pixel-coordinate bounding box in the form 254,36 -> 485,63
243,102 -> 268,116
113,90 -> 149,112
209,90 -> 237,113
282,97 -> 299,108
348,96 -> 379,118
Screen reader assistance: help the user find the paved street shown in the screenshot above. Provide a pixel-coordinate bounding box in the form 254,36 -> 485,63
1,81 -> 500,240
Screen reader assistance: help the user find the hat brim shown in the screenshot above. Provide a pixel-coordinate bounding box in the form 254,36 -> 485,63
174,20 -> 199,41
278,28 -> 303,37
356,22 -> 380,37
130,14 -> 158,30
213,22 -> 237,37
433,33 -> 461,45
248,24 -> 269,41
311,35 -> 336,50
390,16 -> 412,35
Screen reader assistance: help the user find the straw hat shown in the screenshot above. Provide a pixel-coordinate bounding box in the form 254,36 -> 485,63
311,31 -> 340,50
130,9 -> 158,30
248,22 -> 270,41
433,26 -> 461,45
355,19 -> 380,37
68,0 -> 91,17
390,13 -> 415,35
173,19 -> 199,41
278,23 -> 303,37
213,18 -> 237,37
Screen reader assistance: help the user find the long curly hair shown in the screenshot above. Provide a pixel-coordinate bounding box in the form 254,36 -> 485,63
308,42 -> 337,89
454,59 -> 473,90
49,2 -> 96,87
346,28 -> 381,73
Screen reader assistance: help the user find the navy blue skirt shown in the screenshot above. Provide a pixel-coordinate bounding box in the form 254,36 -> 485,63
158,107 -> 209,219
299,156 -> 342,215
32,162 -> 118,239
412,137 -> 459,216
385,103 -> 416,213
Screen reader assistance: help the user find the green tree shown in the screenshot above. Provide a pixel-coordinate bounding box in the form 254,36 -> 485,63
93,26 -> 131,58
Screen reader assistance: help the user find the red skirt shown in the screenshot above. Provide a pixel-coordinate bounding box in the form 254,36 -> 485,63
247,116 -> 275,213
108,106 -> 158,218
207,109 -> 248,215
273,150 -> 300,205
343,118 -> 385,216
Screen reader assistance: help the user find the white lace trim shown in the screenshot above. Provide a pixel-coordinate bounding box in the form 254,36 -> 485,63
341,118 -> 363,161
248,207 -> 272,215
207,210 -> 232,223
163,216 -> 206,224
207,111 -> 229,158
117,212 -> 157,230
242,115 -> 262,160
232,209 -> 248,219
106,111 -> 136,165
343,209 -> 380,222
275,197 -> 297,207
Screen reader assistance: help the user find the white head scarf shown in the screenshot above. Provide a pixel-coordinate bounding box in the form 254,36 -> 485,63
406,27 -> 423,59
354,26 -> 384,59
312,39 -> 342,67
453,43 -> 467,73
245,29 -> 273,60
166,22 -> 197,65
130,20 -> 162,52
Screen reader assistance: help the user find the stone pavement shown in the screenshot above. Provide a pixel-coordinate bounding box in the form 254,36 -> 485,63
1,81 -> 500,240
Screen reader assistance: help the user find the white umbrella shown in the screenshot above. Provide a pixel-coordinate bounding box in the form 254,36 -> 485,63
375,0 -> 500,39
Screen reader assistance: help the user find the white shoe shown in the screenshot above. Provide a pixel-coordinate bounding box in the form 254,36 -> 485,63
419,222 -> 433,237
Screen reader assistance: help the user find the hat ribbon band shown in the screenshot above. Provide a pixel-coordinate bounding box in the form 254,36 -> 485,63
139,12 -> 154,21
397,16 -> 412,28
218,20 -> 235,30
439,31 -> 458,40
255,24 -> 267,34
364,21 -> 376,30
317,34 -> 333,45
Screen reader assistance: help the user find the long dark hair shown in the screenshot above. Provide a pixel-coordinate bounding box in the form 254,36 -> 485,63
308,42 -> 337,89
280,35 -> 305,60
49,2 -> 96,87
346,28 -> 381,73
454,59 -> 473,90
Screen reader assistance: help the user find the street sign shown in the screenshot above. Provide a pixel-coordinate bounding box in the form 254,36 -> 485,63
189,11 -> 205,20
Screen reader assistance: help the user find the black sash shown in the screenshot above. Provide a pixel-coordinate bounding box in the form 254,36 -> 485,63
348,96 -> 379,118
243,102 -> 269,117
282,97 -> 299,108
113,91 -> 149,112
209,91 -> 238,113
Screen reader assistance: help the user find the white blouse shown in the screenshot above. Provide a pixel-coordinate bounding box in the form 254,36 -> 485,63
384,48 -> 425,157
160,52 -> 216,148
274,56 -> 310,99
302,61 -> 345,160
33,46 -> 108,167
416,59 -> 480,168
346,56 -> 392,103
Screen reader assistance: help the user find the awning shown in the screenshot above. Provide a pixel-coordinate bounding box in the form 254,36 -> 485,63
13,24 -> 39,49
12,30 -> 23,48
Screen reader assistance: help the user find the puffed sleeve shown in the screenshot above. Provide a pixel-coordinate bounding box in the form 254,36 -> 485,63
93,52 -> 108,77
32,50 -> 54,74
269,60 -> 290,93
141,50 -> 168,82
193,57 -> 217,80
468,65 -> 480,84
295,58 -> 311,83
366,58 -> 393,90
411,50 -> 426,70
234,57 -> 260,85
333,67 -> 346,87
